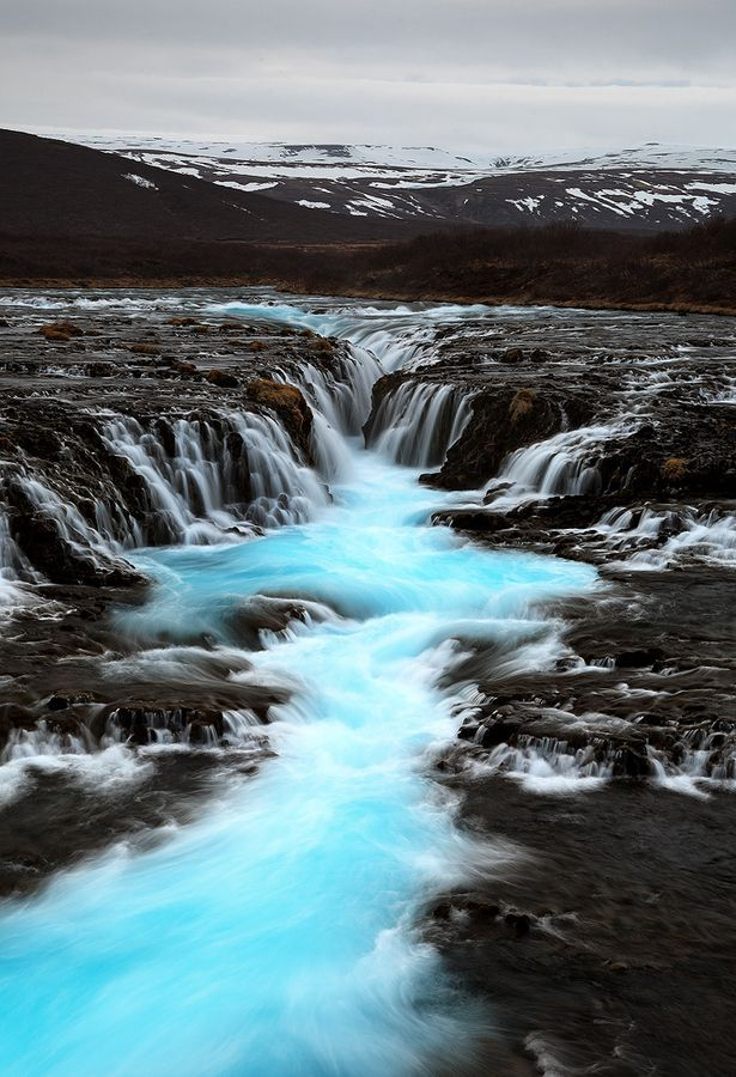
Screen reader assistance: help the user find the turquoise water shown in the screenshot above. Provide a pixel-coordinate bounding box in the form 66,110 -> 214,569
0,447 -> 594,1075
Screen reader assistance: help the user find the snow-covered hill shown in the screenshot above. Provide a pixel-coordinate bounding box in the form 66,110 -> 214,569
55,134 -> 736,231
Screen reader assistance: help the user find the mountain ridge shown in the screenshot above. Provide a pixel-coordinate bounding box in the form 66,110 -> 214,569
35,131 -> 736,232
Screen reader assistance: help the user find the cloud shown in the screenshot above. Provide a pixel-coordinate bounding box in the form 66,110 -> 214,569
1,0 -> 734,150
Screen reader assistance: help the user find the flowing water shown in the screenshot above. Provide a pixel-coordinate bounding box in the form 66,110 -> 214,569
0,297 -> 598,1075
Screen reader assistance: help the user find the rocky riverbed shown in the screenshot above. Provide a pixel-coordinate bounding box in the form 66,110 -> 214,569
0,289 -> 735,1074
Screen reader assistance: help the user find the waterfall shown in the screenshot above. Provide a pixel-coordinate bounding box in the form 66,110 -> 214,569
0,509 -> 29,582
0,508 -> 36,601
598,503 -> 736,569
16,476 -> 135,573
101,411 -> 331,543
488,423 -> 625,504
299,348 -> 383,435
366,383 -> 475,468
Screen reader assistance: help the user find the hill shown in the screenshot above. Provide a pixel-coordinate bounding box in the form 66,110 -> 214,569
0,129 -> 413,245
50,133 -> 736,232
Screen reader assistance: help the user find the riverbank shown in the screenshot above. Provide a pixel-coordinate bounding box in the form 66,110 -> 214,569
2,217 -> 735,316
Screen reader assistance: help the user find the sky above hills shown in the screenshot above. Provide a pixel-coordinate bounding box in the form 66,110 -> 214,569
2,0 -> 735,152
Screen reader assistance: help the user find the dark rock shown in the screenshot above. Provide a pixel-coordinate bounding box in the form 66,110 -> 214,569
47,695 -> 70,711
615,649 -> 665,669
505,912 -> 531,936
206,369 -> 239,388
499,347 -> 525,364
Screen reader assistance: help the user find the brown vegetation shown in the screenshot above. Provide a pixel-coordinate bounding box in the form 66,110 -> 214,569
509,388 -> 537,423
661,458 -> 689,481
38,321 -> 85,342
2,216 -> 735,315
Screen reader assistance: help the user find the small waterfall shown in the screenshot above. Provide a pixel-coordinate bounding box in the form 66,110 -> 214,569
233,412 -> 330,529
598,504 -> 736,569
476,736 -> 614,793
299,348 -> 383,435
647,731 -> 736,795
342,324 -> 434,374
17,476 -> 134,570
0,508 -> 34,588
270,345 -> 383,483
266,346 -> 382,438
489,423 -> 624,504
367,382 -> 475,468
102,411 -> 331,543
2,721 -> 95,762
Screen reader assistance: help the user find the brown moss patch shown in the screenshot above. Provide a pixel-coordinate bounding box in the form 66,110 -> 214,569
130,343 -> 159,356
39,321 -> 85,342
309,336 -> 336,357
248,378 -> 303,412
509,388 -> 537,423
661,458 -> 689,481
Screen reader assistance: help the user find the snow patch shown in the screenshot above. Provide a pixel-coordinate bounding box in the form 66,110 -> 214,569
123,173 -> 158,191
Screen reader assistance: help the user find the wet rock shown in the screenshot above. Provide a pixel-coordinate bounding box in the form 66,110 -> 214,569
661,457 -> 689,483
509,388 -> 537,423
0,704 -> 37,750
499,347 -> 525,364
247,378 -> 312,446
615,649 -> 665,669
170,361 -> 198,376
206,368 -> 239,388
478,715 -> 525,749
505,913 -> 531,936
46,695 -> 71,711
432,386 -> 593,490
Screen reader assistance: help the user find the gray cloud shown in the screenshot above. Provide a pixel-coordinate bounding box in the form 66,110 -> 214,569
1,0 -> 734,151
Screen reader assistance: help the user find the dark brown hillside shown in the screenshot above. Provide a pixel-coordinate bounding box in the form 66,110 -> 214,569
0,128 -> 413,244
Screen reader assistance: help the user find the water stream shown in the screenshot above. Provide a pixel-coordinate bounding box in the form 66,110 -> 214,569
0,299 -> 597,1075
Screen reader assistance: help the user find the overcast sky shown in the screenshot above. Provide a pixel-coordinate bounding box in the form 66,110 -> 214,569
2,0 -> 735,152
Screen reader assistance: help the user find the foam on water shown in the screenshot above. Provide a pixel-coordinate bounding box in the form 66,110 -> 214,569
0,446 -> 595,1076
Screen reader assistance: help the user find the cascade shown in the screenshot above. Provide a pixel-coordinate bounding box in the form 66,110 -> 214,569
102,412 -> 332,542
489,422 -> 625,504
367,382 -> 476,468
